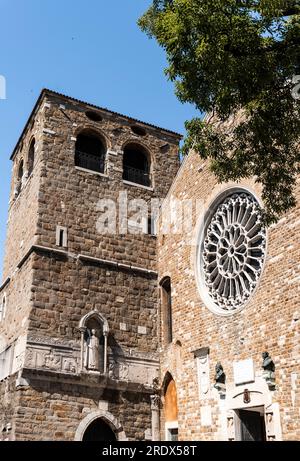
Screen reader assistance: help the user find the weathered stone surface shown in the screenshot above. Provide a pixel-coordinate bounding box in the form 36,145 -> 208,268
0,90 -> 180,441
4,89 -> 299,442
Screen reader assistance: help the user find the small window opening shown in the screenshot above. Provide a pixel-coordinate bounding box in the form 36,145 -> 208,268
131,125 -> 147,137
161,277 -> 172,344
56,226 -> 68,248
59,229 -> 64,247
85,111 -> 103,122
0,296 -> 6,322
18,160 -> 24,181
148,217 -> 153,235
160,143 -> 170,153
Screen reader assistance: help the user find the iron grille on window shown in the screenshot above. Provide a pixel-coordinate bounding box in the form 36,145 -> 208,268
123,165 -> 150,187
75,150 -> 105,174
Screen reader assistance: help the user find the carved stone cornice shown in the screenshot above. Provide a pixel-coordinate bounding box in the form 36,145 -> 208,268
27,334 -> 79,350
23,340 -> 159,388
21,367 -> 156,394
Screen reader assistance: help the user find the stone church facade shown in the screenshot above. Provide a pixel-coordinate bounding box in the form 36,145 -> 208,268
0,89 -> 299,441
158,150 -> 300,441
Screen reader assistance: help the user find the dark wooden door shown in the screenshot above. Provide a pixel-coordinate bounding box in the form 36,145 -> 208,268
239,410 -> 266,441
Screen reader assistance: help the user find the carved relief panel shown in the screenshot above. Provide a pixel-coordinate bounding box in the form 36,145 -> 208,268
194,347 -> 210,400
25,345 -> 79,374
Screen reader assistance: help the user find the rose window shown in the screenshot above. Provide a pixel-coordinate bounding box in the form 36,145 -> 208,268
201,192 -> 266,312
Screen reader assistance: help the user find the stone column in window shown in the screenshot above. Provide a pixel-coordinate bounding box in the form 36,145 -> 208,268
103,323 -> 109,374
79,327 -> 86,372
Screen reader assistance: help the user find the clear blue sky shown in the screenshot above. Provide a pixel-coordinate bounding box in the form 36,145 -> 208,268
0,0 -> 199,281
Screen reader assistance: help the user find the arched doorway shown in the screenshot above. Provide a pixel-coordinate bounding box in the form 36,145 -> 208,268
163,373 -> 178,441
74,410 -> 128,441
82,418 -> 117,442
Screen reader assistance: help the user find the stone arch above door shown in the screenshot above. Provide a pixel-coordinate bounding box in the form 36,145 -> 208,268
161,372 -> 179,441
74,410 -> 127,441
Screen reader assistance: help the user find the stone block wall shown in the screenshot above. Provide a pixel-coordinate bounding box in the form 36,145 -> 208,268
0,89 -> 181,441
0,374 -> 18,441
0,257 -> 33,355
29,252 -> 158,349
11,377 -> 152,441
2,110 -> 44,279
34,92 -> 180,271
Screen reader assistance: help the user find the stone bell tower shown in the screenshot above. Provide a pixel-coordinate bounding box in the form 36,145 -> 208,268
0,89 -> 181,441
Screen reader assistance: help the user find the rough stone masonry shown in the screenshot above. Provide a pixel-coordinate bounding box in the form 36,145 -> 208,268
0,89 -> 181,441
1,89 -> 300,441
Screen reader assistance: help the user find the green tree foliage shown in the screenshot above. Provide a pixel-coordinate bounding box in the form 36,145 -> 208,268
139,0 -> 300,222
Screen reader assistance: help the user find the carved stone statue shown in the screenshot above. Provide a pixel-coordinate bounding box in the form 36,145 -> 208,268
262,352 -> 275,389
79,311 -> 109,374
84,329 -> 100,371
214,362 -> 226,395
262,352 -> 275,372
215,362 -> 226,384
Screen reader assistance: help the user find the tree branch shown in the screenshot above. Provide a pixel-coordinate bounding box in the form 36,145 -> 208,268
224,36 -> 300,57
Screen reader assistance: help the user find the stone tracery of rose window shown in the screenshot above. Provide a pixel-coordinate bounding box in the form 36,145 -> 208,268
202,192 -> 266,312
